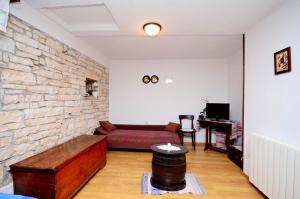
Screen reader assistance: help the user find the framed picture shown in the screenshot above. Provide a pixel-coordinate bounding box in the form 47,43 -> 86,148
274,47 -> 291,75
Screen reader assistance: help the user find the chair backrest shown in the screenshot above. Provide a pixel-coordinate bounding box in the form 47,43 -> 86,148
179,115 -> 195,129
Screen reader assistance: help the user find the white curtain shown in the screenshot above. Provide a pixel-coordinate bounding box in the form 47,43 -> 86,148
0,0 -> 10,32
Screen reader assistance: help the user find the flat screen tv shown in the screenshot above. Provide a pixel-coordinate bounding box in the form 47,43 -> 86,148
206,103 -> 230,120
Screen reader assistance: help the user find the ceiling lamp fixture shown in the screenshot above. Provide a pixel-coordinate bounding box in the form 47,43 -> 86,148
143,22 -> 162,37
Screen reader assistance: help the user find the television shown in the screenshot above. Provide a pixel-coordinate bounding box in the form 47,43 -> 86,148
206,103 -> 230,120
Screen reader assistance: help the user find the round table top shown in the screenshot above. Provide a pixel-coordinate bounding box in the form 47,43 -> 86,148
151,144 -> 188,155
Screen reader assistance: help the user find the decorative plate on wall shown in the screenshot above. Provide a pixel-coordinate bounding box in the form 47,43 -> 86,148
142,75 -> 151,84
151,75 -> 159,84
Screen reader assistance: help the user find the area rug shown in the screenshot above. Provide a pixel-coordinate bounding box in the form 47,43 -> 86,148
141,173 -> 207,195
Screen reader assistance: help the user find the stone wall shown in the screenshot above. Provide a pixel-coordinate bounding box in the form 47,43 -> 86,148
0,15 -> 109,187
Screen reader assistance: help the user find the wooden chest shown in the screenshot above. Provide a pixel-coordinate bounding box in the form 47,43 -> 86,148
10,135 -> 107,199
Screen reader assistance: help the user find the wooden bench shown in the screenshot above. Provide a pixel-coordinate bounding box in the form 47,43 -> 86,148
10,135 -> 107,199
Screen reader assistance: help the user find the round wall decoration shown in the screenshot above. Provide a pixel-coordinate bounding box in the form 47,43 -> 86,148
151,75 -> 159,84
142,75 -> 151,84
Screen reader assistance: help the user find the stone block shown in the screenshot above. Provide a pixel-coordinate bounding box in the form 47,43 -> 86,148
14,33 -> 38,48
39,57 -> 46,65
1,103 -> 30,111
23,94 -> 44,102
9,16 -> 31,31
65,101 -> 80,107
16,42 -> 42,56
48,79 -> 71,88
25,117 -> 57,127
13,143 -> 37,156
29,129 -> 58,142
46,37 -> 63,52
58,95 -> 81,101
25,31 -> 33,38
45,57 -> 69,72
32,30 -> 46,39
9,54 -> 34,66
14,122 -> 58,139
38,43 -> 50,52
0,122 -> 25,133
1,69 -> 36,85
29,103 -> 39,109
2,95 -> 19,104
0,36 -> 15,53
8,21 -> 24,33
0,136 -> 12,148
36,76 -> 48,84
0,111 -> 23,125
16,50 -> 39,61
0,147 -> 14,161
60,53 -> 77,64
26,85 -> 58,94
24,107 -> 63,119
0,27 -> 13,38
34,69 -> 62,80
4,89 -> 26,95
2,52 -> 9,62
58,88 -> 79,95
39,101 -> 64,108
1,62 -> 32,72
44,95 -> 58,101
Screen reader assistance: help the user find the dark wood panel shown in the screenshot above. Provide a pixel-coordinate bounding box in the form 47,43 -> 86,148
55,141 -> 107,199
12,172 -> 55,199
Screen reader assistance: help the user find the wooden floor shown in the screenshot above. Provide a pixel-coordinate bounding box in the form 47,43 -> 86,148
75,144 -> 265,199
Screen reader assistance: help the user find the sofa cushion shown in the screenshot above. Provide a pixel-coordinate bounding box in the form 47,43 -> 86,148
164,122 -> 180,133
99,121 -> 116,132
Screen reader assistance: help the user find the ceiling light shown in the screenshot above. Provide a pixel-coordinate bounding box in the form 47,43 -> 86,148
143,22 -> 162,37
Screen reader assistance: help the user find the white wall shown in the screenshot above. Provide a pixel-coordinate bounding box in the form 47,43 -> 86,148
109,59 -> 229,142
244,0 -> 300,174
9,0 -> 108,66
228,49 -> 243,122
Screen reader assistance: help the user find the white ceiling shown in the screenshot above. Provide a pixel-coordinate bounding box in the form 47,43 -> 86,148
25,0 -> 284,60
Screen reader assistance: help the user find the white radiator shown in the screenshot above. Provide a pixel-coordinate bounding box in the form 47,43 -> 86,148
249,134 -> 300,199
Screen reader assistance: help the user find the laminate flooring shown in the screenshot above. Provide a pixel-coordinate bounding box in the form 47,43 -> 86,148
75,144 -> 266,199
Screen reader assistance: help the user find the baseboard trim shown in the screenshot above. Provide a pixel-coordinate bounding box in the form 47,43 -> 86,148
0,182 -> 13,194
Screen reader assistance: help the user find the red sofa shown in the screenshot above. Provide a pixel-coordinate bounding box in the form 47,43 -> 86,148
95,124 -> 182,150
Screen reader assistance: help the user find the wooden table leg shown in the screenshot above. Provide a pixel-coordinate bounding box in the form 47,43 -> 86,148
208,127 -> 212,148
192,132 -> 195,150
225,128 -> 231,151
204,128 -> 209,150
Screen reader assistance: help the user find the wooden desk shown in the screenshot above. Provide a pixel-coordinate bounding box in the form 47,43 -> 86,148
198,119 -> 233,153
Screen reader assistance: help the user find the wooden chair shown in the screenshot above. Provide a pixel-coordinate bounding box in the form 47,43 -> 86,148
179,115 -> 197,150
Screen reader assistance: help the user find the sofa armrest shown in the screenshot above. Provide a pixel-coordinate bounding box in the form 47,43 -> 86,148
95,127 -> 110,135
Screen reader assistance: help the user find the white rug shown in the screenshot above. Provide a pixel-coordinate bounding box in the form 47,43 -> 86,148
141,173 -> 207,195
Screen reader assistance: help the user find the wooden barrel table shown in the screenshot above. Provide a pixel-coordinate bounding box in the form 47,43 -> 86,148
150,144 -> 189,191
